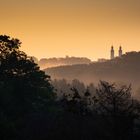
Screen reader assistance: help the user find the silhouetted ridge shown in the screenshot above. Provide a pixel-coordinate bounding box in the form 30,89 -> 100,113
45,52 -> 140,92
38,56 -> 92,69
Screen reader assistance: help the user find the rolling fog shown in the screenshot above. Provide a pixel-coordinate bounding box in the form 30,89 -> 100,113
45,52 -> 140,98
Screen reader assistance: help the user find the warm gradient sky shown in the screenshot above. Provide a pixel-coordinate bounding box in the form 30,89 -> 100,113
1,0 -> 140,60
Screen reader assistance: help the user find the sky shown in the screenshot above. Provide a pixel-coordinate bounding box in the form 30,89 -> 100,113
0,0 -> 140,60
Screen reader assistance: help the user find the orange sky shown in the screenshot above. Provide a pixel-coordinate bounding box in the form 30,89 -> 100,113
0,0 -> 140,60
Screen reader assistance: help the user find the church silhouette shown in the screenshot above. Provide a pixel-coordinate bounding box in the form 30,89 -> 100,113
111,46 -> 123,59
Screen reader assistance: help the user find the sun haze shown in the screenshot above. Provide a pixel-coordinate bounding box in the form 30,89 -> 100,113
1,0 -> 140,60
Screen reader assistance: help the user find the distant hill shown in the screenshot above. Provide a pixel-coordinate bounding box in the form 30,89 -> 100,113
38,56 -> 92,69
45,52 -> 140,92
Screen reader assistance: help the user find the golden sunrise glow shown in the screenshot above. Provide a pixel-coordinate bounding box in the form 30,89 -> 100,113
1,0 -> 140,60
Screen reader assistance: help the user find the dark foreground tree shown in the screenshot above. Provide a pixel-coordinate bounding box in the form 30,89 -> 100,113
94,81 -> 140,140
0,35 -> 55,139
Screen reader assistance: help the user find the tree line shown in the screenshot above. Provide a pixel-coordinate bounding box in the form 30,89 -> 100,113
33,56 -> 91,69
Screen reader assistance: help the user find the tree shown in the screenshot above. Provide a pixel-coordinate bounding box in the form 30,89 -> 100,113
0,35 -> 55,139
94,81 -> 140,140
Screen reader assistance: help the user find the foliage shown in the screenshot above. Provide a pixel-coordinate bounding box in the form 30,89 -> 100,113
0,35 -> 55,139
59,80 -> 140,140
94,81 -> 140,140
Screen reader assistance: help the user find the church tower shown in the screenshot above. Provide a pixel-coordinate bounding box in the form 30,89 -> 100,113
111,46 -> 114,59
119,46 -> 122,57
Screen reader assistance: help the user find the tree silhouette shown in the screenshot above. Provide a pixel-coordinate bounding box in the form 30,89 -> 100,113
0,35 -> 55,139
94,81 -> 140,140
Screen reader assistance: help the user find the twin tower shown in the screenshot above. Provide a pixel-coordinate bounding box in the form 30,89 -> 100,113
111,46 -> 123,59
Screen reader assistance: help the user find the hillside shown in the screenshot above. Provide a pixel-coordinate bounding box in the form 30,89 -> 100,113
36,56 -> 91,69
45,52 -> 140,91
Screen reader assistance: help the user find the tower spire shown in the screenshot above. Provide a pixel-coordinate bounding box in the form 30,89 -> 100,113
119,46 -> 123,57
111,46 -> 114,59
